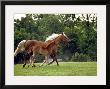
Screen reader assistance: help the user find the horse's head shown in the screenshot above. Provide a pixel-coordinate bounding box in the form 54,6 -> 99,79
45,32 -> 70,45
14,40 -> 26,56
60,32 -> 71,43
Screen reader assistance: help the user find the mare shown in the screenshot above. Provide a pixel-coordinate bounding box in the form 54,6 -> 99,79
14,32 -> 70,67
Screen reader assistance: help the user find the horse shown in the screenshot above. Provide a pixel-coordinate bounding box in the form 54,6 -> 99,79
14,52 -> 24,64
14,32 -> 70,67
43,32 -> 70,66
14,40 -> 58,67
14,51 -> 32,66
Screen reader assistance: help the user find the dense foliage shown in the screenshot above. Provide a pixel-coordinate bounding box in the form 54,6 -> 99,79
14,14 -> 97,62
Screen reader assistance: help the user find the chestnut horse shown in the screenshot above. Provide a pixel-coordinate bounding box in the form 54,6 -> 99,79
14,32 -> 70,67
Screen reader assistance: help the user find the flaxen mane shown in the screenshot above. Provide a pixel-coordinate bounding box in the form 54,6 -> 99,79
45,33 -> 61,42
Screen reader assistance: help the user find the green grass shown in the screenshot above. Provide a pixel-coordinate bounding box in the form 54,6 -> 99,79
14,62 -> 97,76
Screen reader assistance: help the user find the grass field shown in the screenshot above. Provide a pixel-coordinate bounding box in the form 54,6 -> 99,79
14,62 -> 97,76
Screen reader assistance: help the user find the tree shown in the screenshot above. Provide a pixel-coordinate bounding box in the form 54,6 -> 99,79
14,14 -> 97,62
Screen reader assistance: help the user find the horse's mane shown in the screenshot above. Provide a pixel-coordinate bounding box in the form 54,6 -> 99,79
45,33 -> 61,42
17,40 -> 26,47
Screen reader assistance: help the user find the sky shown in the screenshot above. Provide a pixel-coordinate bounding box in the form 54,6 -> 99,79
14,14 -> 26,20
14,13 -> 96,22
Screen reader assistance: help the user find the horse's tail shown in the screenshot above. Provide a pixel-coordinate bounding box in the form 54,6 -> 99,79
14,40 -> 27,56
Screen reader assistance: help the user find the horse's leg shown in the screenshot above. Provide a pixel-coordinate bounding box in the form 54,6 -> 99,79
27,56 -> 32,67
53,54 -> 59,66
48,59 -> 54,65
23,60 -> 26,68
32,61 -> 36,67
27,54 -> 35,68
31,54 -> 36,67
45,56 -> 49,64
40,60 -> 46,67
54,57 -> 59,66
48,54 -> 55,65
27,59 -> 31,68
40,55 -> 48,66
48,54 -> 59,66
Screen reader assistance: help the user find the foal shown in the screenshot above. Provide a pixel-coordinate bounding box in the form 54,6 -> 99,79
29,32 -> 70,67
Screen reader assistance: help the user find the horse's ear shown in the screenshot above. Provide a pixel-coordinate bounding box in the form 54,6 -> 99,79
62,32 -> 64,35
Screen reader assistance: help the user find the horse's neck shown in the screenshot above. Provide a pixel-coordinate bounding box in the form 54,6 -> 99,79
54,36 -> 62,45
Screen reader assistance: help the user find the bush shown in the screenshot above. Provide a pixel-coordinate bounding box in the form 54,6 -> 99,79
34,54 -> 45,63
71,52 -> 91,62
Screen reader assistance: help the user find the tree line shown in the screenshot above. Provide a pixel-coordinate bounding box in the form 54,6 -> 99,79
14,14 -> 97,62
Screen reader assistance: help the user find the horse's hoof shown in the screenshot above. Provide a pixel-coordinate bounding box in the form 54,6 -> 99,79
32,65 -> 36,67
39,65 -> 43,67
38,65 -> 41,67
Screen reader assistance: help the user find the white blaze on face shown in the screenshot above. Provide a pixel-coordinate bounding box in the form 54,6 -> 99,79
63,32 -> 68,39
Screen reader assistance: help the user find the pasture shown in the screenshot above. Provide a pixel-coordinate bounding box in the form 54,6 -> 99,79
14,62 -> 97,76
